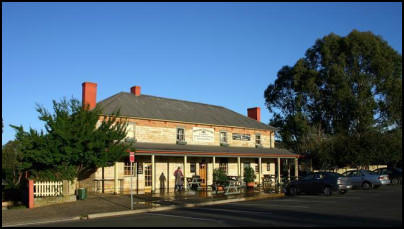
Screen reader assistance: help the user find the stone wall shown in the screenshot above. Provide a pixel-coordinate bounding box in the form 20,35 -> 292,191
109,117 -> 275,148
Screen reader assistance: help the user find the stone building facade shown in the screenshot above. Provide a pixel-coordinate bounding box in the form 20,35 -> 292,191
81,82 -> 298,194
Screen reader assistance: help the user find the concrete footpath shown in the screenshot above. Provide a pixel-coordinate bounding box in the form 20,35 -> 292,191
2,187 -> 284,227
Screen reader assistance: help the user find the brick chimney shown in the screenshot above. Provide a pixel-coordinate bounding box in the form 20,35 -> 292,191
130,86 -> 141,96
247,107 -> 261,122
82,82 -> 97,110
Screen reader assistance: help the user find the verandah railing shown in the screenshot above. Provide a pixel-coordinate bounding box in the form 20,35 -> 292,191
33,181 -> 63,197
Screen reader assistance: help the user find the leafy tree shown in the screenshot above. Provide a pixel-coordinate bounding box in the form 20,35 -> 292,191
2,140 -> 31,189
264,30 -> 402,169
11,97 -> 131,181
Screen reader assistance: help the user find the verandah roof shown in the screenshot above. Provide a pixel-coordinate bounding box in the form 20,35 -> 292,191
127,142 -> 298,158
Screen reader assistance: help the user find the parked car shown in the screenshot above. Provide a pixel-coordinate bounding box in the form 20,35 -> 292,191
341,170 -> 389,190
373,167 -> 402,185
283,172 -> 352,196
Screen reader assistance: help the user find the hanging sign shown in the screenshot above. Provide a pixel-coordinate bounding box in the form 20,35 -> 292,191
137,162 -> 143,174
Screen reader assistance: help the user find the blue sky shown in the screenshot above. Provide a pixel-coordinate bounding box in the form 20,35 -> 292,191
2,2 -> 402,145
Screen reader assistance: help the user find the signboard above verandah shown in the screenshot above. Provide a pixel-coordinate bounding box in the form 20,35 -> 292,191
232,133 -> 250,141
193,127 -> 214,142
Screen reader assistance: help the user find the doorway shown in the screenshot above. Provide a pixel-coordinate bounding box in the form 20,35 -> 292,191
144,163 -> 152,192
199,163 -> 207,189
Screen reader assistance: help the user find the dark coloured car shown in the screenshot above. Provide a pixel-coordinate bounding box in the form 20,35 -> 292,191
373,167 -> 402,185
283,172 -> 352,196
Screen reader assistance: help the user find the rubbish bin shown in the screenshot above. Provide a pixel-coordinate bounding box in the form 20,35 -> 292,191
77,188 -> 87,200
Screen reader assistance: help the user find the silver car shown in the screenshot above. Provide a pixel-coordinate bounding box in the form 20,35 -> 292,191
342,170 -> 390,190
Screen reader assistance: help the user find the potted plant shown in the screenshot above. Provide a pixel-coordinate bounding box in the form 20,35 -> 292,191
243,167 -> 256,188
213,168 -> 228,191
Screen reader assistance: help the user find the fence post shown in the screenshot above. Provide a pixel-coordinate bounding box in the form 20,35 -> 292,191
29,180 -> 34,209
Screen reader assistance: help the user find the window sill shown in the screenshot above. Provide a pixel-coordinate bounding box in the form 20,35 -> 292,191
125,138 -> 137,143
176,141 -> 187,145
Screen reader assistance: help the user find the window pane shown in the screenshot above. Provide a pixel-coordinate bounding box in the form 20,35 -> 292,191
220,132 -> 227,143
255,134 -> 261,144
177,128 -> 185,141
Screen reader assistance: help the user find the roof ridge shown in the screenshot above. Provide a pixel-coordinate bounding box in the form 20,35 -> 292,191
121,92 -> 227,109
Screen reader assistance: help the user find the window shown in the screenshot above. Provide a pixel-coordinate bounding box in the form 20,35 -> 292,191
315,173 -> 325,180
220,132 -> 227,143
255,134 -> 261,145
190,163 -> 196,173
255,165 -> 259,172
243,162 -> 250,170
177,128 -> 185,142
219,159 -> 228,174
124,160 -> 136,176
302,174 -> 315,181
267,163 -> 271,171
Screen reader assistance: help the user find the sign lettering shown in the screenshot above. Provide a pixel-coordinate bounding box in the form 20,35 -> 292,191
193,127 -> 214,142
232,133 -> 251,141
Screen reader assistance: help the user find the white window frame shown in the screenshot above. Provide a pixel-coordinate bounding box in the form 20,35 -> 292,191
220,131 -> 228,143
177,128 -> 185,142
124,160 -> 136,177
255,133 -> 261,145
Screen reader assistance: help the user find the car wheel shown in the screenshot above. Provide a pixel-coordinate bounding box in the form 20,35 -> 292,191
338,190 -> 348,195
362,182 -> 371,190
391,178 -> 399,186
289,186 -> 297,196
323,186 -> 333,196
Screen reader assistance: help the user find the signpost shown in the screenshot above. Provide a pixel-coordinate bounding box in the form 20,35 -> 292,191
130,152 -> 134,210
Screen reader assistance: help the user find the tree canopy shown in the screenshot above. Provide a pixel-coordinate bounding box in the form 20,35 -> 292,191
10,97 -> 132,181
264,30 -> 402,169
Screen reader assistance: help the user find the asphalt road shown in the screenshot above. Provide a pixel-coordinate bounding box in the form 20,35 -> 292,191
32,185 -> 402,227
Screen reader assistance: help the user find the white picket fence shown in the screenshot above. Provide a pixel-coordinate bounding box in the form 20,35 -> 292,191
34,181 -> 63,197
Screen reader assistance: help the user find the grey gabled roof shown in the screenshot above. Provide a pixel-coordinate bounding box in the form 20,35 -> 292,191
97,92 -> 276,131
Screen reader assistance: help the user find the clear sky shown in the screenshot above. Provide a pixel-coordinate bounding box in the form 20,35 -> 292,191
2,2 -> 402,145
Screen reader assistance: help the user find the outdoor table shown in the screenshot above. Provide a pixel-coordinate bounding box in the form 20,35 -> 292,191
187,176 -> 202,190
224,176 -> 241,195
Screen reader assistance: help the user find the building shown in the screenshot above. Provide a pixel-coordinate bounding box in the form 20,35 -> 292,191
81,82 -> 299,193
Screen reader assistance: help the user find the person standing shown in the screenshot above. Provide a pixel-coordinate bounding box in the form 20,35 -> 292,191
174,167 -> 184,191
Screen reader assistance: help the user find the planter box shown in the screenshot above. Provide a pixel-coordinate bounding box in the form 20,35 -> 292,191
220,143 -> 229,147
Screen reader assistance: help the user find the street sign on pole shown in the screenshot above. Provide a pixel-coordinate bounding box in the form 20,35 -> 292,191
129,152 -> 135,210
130,152 -> 135,163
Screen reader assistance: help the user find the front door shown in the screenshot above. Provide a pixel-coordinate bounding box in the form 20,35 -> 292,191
144,163 -> 152,192
199,163 -> 207,189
